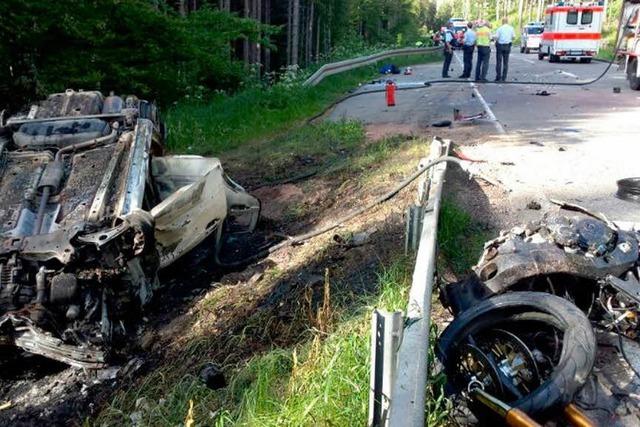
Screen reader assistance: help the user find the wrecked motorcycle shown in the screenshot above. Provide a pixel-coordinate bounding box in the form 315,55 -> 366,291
438,208 -> 640,418
0,90 -> 260,368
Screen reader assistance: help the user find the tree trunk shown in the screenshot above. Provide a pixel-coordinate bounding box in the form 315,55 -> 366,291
264,0 -> 271,72
306,1 -> 314,66
177,0 -> 186,16
291,0 -> 300,66
244,0 -> 250,64
315,14 -> 320,62
517,0 -> 525,31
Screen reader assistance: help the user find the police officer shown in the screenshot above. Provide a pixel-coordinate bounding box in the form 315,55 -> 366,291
475,21 -> 491,82
442,22 -> 454,78
459,22 -> 476,79
494,17 -> 515,81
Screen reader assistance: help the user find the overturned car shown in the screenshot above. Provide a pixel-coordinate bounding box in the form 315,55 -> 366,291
0,90 -> 259,368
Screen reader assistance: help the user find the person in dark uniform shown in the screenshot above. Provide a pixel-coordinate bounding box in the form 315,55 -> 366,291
442,22 -> 454,78
459,22 -> 476,79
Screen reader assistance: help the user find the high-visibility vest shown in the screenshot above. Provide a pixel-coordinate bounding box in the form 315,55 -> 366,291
477,27 -> 491,46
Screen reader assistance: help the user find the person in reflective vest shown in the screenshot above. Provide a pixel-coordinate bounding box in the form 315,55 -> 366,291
475,21 -> 491,82
442,22 -> 454,78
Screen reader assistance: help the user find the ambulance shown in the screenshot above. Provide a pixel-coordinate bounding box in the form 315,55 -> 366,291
538,2 -> 604,63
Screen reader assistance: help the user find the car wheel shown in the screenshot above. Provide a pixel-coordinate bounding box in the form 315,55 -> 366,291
538,52 -> 545,60
521,45 -> 525,53
549,54 -> 559,63
437,292 -> 596,416
629,59 -> 640,91
579,58 -> 591,63
525,48 -> 531,54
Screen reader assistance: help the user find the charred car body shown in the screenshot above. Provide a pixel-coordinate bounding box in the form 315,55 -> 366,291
437,206 -> 640,417
0,90 -> 259,368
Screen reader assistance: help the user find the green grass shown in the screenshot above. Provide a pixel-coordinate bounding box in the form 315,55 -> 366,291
95,259 -> 450,426
165,53 -> 438,156
437,200 -> 488,274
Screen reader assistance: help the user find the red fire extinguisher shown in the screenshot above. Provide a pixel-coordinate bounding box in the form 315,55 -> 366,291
386,80 -> 396,107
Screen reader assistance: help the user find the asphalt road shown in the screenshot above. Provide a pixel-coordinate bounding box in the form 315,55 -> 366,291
330,48 -> 640,225
330,49 -> 640,426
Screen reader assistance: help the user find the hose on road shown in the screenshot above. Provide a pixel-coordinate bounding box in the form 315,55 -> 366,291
309,6 -> 630,123
215,154 -> 466,268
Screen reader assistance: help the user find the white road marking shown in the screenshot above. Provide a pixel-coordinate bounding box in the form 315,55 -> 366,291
559,70 -> 579,78
453,53 -> 506,134
515,56 -> 536,64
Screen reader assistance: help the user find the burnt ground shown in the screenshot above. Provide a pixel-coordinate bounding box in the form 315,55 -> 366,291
0,124 -> 448,425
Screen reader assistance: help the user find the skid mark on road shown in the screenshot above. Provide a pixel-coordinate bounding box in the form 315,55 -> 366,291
453,53 -> 506,134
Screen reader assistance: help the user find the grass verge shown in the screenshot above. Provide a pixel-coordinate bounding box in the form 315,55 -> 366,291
165,53 -> 439,156
437,199 -> 488,274
95,259 -> 450,426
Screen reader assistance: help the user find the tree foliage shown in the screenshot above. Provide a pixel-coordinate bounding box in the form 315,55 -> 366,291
0,0 -> 266,109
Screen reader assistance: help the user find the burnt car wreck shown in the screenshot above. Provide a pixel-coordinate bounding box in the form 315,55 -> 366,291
437,205 -> 640,419
0,90 -> 259,369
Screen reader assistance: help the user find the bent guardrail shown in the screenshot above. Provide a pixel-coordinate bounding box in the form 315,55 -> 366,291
368,137 -> 451,427
303,46 -> 440,87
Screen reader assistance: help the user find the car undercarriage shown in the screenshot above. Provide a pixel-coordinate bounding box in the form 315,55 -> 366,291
0,90 -> 260,368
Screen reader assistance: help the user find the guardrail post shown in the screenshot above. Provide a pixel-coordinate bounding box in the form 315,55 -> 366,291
368,310 -> 403,427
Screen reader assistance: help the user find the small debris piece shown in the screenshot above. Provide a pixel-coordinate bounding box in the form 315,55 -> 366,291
558,146 -> 567,152
0,401 -> 11,411
535,90 -> 553,96
529,141 -> 544,146
613,87 -> 621,94
200,362 -> 227,390
526,201 -> 542,210
432,120 -> 452,127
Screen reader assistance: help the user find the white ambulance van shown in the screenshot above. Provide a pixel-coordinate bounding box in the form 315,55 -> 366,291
538,2 -> 604,63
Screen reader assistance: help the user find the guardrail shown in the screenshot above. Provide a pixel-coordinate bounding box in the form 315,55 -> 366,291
368,137 -> 451,427
302,46 -> 440,87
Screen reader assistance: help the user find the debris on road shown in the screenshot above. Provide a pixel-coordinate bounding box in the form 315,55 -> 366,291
534,90 -> 554,96
529,140 -> 545,146
614,87 -> 622,94
431,120 -> 452,127
616,178 -> 640,203
526,200 -> 541,210
438,206 -> 640,423
453,108 -> 487,122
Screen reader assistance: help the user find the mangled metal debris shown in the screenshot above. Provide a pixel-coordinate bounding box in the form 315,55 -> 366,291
437,206 -> 640,420
0,90 -> 260,368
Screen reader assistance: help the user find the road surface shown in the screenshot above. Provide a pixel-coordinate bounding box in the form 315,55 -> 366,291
330,48 -> 640,426
330,49 -> 640,225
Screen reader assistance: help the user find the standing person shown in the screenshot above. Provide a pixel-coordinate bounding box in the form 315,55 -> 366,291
475,21 -> 491,82
441,22 -> 454,78
494,17 -> 515,81
459,22 -> 476,78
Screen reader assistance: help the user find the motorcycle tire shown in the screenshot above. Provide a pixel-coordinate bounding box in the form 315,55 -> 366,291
436,291 -> 596,415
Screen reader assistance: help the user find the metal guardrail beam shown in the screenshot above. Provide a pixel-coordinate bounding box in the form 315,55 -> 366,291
387,137 -> 451,427
302,46 -> 440,87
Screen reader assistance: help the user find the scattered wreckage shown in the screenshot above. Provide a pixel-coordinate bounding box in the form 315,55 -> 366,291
0,90 -> 260,368
437,204 -> 640,421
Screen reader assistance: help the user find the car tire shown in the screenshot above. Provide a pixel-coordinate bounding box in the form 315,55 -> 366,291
628,58 -> 640,91
538,52 -> 545,60
549,54 -> 559,63
525,48 -> 531,54
580,58 -> 592,64
521,45 -> 525,53
437,291 -> 596,415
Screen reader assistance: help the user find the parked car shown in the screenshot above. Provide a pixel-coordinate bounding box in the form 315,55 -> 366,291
521,22 -> 544,53
0,90 -> 260,368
